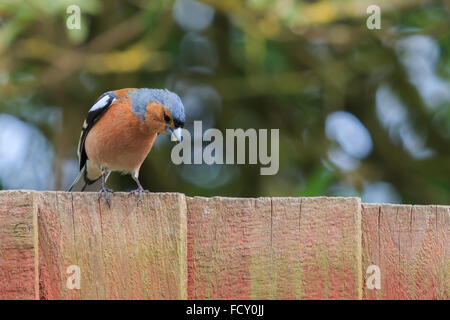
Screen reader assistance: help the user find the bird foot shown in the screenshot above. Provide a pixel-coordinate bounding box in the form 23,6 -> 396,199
129,187 -> 150,204
98,186 -> 114,207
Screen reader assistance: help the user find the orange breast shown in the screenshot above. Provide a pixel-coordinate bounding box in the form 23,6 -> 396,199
84,101 -> 158,173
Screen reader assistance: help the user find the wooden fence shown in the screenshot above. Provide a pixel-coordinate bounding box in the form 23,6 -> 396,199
0,191 -> 448,300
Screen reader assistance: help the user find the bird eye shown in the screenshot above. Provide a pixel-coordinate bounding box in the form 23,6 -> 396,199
164,114 -> 171,122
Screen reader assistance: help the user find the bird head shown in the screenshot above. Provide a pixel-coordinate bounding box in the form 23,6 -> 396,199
130,88 -> 185,142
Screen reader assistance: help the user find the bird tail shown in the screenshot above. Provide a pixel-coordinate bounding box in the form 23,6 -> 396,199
68,165 -> 108,192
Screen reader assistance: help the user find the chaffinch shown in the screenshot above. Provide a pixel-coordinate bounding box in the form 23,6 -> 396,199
68,88 -> 185,205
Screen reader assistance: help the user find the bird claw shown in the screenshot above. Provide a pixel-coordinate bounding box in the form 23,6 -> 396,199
129,187 -> 150,204
98,186 -> 114,207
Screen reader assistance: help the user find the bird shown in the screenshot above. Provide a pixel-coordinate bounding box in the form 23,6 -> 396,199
68,88 -> 185,205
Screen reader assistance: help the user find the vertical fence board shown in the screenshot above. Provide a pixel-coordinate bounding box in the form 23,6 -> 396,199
0,191 -> 37,299
187,196 -> 361,299
37,192 -> 187,299
37,192 -> 80,299
97,193 -> 187,299
187,197 -> 272,299
362,204 -> 449,299
296,197 -> 361,299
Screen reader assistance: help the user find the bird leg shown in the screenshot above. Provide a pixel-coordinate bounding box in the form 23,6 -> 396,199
98,168 -> 114,206
129,170 -> 149,204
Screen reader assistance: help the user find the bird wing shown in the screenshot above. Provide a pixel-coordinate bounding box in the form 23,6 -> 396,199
77,91 -> 118,170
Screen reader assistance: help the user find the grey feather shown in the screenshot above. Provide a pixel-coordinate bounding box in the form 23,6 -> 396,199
130,88 -> 185,124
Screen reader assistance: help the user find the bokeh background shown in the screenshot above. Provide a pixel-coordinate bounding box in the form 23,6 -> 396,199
0,0 -> 449,204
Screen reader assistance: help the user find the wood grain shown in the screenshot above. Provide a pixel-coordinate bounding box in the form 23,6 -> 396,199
362,204 -> 449,299
0,191 -> 38,299
37,192 -> 79,299
187,196 -> 361,299
37,192 -> 187,299
187,197 -> 272,299
1,191 -> 448,300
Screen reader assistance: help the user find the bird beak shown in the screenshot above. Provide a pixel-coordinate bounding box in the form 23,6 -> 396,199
166,127 -> 183,142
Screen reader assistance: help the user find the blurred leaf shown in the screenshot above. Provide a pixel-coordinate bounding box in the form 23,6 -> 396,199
298,165 -> 336,197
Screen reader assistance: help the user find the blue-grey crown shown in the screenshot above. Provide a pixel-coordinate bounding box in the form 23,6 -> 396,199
130,88 -> 185,125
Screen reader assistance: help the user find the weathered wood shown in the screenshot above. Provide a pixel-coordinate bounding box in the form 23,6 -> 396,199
290,197 -> 361,299
187,196 -> 362,299
0,191 -> 448,300
37,192 -> 187,299
362,204 -> 449,299
187,197 -> 272,299
0,191 -> 38,299
37,192 -> 80,299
